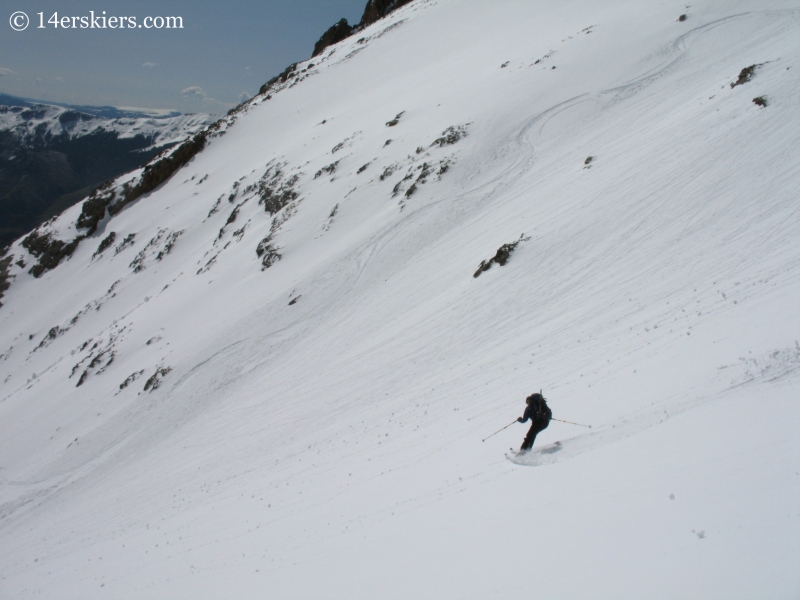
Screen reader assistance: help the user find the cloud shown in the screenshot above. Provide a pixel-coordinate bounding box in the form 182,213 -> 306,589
181,85 -> 206,99
55,76 -> 64,82
0,68 -> 15,77
179,85 -> 233,114
142,62 -> 157,68
238,91 -> 250,102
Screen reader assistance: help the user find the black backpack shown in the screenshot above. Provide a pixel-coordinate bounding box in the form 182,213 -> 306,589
528,393 -> 552,423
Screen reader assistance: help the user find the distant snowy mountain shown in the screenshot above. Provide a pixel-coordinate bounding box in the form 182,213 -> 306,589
0,96 -> 211,150
0,96 -> 213,248
1,0 -> 799,598
0,93 -> 184,120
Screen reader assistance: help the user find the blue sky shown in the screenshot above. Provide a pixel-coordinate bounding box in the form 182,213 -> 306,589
0,1 -> 367,114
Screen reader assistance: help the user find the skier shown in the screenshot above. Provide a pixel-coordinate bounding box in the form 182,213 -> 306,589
517,392 -> 551,453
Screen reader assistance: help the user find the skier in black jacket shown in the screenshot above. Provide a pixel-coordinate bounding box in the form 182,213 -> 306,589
517,392 -> 552,453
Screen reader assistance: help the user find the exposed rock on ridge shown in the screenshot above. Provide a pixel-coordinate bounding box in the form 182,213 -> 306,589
311,0 -> 416,57
360,0 -> 416,27
313,19 -> 356,58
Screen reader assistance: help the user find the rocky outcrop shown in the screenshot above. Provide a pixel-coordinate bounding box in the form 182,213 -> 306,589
312,19 -> 355,57
310,0 -> 416,58
360,0 -> 415,27
473,235 -> 530,278
258,63 -> 300,96
0,254 -> 11,306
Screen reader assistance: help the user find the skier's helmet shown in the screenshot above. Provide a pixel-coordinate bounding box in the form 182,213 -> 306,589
527,393 -> 543,404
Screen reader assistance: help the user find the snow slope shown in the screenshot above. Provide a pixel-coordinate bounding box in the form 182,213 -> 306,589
1,0 -> 799,597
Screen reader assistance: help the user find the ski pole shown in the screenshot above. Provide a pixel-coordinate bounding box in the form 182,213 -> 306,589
552,418 -> 592,428
482,420 -> 518,442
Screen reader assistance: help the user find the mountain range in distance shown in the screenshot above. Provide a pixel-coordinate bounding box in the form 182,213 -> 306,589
0,94 -> 213,249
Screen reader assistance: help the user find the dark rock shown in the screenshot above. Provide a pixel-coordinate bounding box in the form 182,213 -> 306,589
258,63 -> 299,95
143,366 -> 172,392
312,1 -> 416,58
379,165 -> 396,181
0,255 -> 12,307
257,165 -> 300,215
119,370 -> 144,390
22,230 -> 83,278
313,19 -> 354,57
431,125 -> 468,148
386,111 -> 405,127
314,161 -> 339,180
473,236 -> 529,278
76,185 -> 116,234
731,64 -> 762,88
260,1 -> 418,94
93,231 -> 116,258
114,233 -> 135,255
256,236 -> 282,270
360,0 -> 415,27
122,131 -> 208,212
73,128 -> 208,252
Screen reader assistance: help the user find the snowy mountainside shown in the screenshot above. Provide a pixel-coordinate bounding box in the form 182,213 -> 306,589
1,0 -> 800,598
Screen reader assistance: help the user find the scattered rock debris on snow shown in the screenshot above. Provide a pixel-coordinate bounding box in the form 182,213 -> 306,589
315,161 -> 340,179
332,132 -> 360,154
322,204 -> 339,231
257,163 -> 301,216
113,233 -> 135,255
385,111 -> 405,127
256,236 -> 282,270
207,196 -> 223,218
143,366 -> 172,392
730,63 -> 763,88
71,326 -> 126,387
430,124 -> 469,148
752,95 -> 768,107
379,164 -> 398,180
119,370 -> 145,390
92,232 -> 116,259
129,229 -> 183,273
21,229 -> 82,278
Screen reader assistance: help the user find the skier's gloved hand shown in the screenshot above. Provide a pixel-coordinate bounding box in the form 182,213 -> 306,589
517,417 -> 523,422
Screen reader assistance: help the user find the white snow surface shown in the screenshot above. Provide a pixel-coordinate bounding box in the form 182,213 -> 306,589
1,0 -> 799,597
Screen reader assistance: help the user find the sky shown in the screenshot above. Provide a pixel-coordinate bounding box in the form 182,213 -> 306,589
0,0 -> 367,114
